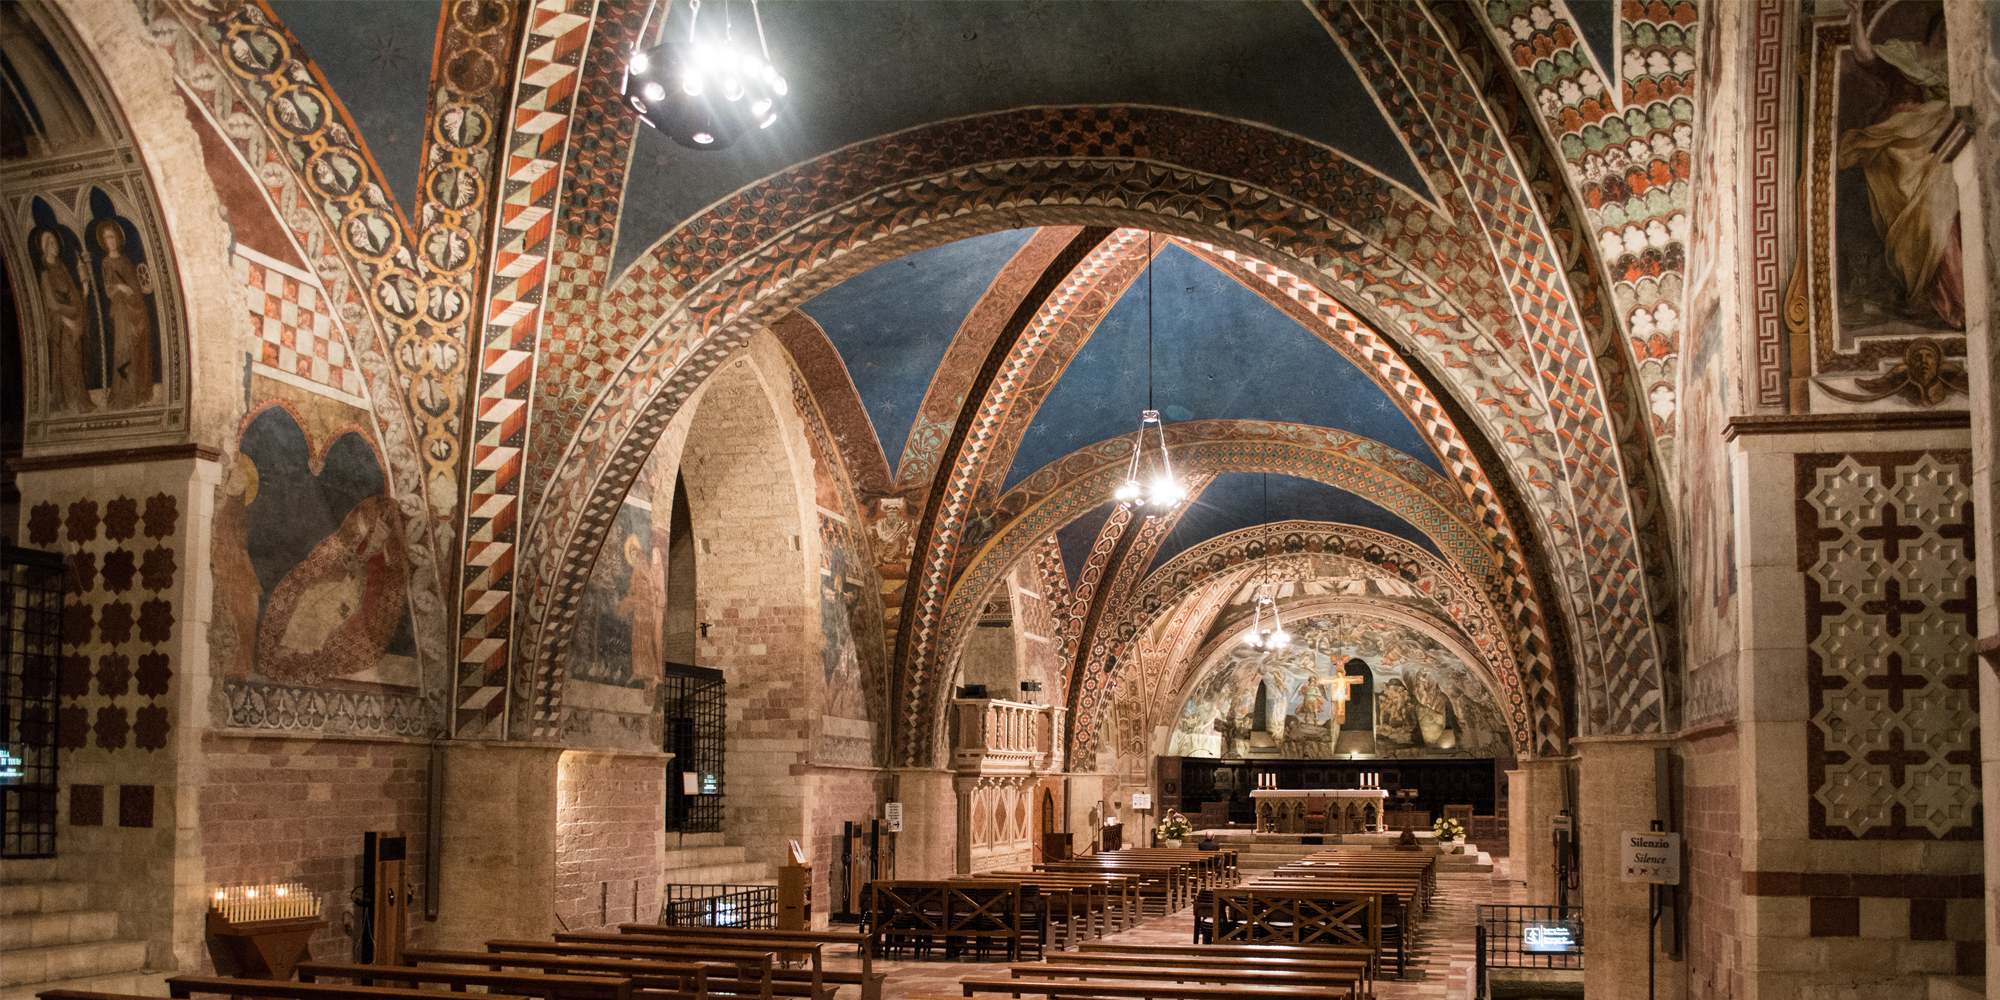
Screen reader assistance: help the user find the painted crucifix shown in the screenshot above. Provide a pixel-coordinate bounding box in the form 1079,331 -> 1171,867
1314,664 -> 1362,725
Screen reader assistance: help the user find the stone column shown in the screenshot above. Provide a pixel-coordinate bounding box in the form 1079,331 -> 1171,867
889,768 -> 956,879
1505,768 -> 1526,876
1573,735 -> 1682,1000
432,742 -> 562,950
1517,756 -> 1574,907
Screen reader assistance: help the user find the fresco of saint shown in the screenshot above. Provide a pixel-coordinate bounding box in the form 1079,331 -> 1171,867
620,535 -> 666,685
92,219 -> 156,408
30,225 -> 94,414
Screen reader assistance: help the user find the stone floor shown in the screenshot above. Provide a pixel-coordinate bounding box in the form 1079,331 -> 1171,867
824,858 -> 1529,999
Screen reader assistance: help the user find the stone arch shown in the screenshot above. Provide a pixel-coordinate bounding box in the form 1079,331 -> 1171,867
520,108 -> 1667,766
665,343 -> 823,866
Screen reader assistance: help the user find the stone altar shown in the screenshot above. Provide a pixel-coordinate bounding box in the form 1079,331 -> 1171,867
1250,788 -> 1389,834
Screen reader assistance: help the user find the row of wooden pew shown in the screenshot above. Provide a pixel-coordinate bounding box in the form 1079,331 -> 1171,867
912,940 -> 1378,1000
44,920 -> 887,1000
863,847 -> 1241,960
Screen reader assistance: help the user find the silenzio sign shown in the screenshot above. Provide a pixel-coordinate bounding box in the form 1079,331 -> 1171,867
1620,830 -> 1681,884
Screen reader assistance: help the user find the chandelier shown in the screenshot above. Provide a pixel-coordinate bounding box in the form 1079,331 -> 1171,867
1112,233 -> 1184,515
1244,583 -> 1290,650
622,0 -> 789,150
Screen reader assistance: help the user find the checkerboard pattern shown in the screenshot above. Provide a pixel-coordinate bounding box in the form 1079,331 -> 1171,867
238,250 -> 362,397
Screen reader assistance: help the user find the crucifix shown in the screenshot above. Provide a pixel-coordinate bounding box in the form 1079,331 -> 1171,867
1314,665 -> 1362,726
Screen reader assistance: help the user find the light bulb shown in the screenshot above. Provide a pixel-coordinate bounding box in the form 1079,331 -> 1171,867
1115,481 -> 1142,504
644,82 -> 666,102
751,98 -> 771,117
722,76 -> 744,101
628,52 -> 650,74
680,70 -> 703,96
692,132 -> 715,145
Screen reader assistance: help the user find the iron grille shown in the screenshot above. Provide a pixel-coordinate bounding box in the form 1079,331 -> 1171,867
663,662 -> 725,833
658,883 -> 774,928
3,544 -> 65,858
1475,904 -> 1583,998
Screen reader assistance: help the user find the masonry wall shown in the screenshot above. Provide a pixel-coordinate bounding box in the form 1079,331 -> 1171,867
682,357 -> 816,873
806,767 -> 889,917
198,732 -> 434,965
1683,729 -> 1742,999
555,750 -> 666,932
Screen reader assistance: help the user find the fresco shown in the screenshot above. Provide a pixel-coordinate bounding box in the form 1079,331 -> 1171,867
0,2 -> 101,160
1832,0 -> 1962,339
819,517 -> 871,724
570,453 -> 672,695
214,404 -> 416,691
1167,614 -> 1509,760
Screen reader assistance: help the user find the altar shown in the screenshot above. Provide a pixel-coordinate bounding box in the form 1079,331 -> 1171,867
1250,788 -> 1389,834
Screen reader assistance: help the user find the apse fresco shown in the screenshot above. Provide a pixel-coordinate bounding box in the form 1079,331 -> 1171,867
1167,614 -> 1509,760
213,405 -> 417,691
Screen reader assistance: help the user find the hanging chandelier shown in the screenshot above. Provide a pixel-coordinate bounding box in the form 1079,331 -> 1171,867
1245,583 -> 1290,650
622,0 -> 789,150
1112,234 -> 1184,515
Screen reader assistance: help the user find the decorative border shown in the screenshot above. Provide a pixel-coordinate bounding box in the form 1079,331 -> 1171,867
1747,0 -> 1790,407
457,0 -> 594,739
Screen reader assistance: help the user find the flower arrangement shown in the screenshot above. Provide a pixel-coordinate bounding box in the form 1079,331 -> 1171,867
1433,817 -> 1465,842
1158,812 -> 1192,841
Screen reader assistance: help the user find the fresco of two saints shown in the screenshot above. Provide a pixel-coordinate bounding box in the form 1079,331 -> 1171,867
1167,615 -> 1509,760
26,192 -> 164,415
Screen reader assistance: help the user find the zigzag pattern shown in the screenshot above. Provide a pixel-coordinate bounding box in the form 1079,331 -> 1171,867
455,0 -> 595,739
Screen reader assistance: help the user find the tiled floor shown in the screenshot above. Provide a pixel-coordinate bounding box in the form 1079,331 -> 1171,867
824,858 -> 1528,999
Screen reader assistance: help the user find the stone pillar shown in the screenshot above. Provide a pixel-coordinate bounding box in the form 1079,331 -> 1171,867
1574,736 -> 1682,1000
433,743 -> 561,950
1505,768 -> 1526,876
1517,756 -> 1573,906
889,768 -> 956,880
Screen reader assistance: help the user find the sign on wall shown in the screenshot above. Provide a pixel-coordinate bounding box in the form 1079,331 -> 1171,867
884,802 -> 902,832
1131,793 -> 1152,810
1620,830 -> 1681,884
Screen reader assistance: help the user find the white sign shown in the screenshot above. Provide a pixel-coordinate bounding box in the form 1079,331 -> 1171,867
1130,793 -> 1153,810
884,802 -> 903,833
1551,814 -> 1572,835
1620,830 -> 1681,884
1522,920 -> 1582,954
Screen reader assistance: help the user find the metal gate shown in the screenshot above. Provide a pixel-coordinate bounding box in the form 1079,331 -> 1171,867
662,662 -> 725,833
3,544 -> 65,858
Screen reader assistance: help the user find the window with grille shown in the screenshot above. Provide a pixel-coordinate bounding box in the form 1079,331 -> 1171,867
663,662 -> 725,833
3,544 -> 65,858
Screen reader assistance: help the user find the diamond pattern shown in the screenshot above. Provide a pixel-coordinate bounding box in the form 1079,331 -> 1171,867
237,249 -> 362,398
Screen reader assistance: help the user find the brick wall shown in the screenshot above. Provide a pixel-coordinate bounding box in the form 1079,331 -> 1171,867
555,751 -> 665,931
198,732 -> 433,964
1684,730 -> 1742,999
682,358 -> 816,872
806,767 -> 889,915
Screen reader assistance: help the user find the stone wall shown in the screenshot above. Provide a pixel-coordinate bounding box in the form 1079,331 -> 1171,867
555,750 -> 667,932
1683,729 -> 1742,999
198,732 -> 434,964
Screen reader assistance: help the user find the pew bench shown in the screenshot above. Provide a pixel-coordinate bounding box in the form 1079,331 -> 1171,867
1007,963 -> 1359,999
296,962 -> 630,1000
613,922 -> 886,999
166,977 -> 525,1000
941,976 -> 1355,999
400,949 -> 709,995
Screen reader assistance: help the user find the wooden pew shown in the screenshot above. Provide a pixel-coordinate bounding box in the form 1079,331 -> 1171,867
295,961 -> 631,1000
400,948 -> 709,996
867,881 -> 1028,962
486,937 -> 778,999
1008,960 -> 1359,999
987,870 -> 1137,936
166,978 -> 525,1000
1038,948 -> 1369,989
612,924 -> 886,1000
1075,939 -> 1376,994
942,977 -> 1352,999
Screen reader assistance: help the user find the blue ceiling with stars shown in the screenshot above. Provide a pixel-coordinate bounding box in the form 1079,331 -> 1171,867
267,0 -> 443,221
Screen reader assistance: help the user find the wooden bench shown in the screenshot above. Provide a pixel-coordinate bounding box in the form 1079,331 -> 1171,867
401,948 -> 709,995
296,961 -> 631,1000
167,978 -> 525,1000
987,870 -> 1138,936
1074,940 -> 1375,996
869,881 -> 1028,962
1008,962 -> 1358,999
612,924 -> 885,1000
486,937 -> 778,998
1039,949 -> 1369,987
941,976 -> 1354,999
